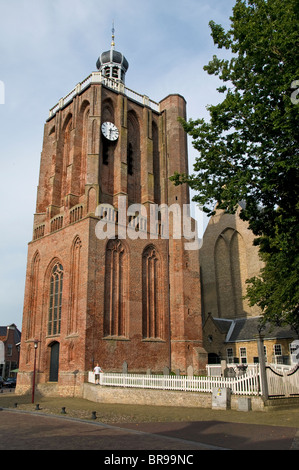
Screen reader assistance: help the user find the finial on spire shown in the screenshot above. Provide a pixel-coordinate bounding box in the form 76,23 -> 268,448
111,21 -> 115,49
96,22 -> 129,84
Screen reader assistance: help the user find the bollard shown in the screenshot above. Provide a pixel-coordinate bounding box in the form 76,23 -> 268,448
91,411 -> 97,420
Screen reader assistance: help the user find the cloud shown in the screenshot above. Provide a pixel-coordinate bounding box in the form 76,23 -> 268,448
0,0 -> 235,328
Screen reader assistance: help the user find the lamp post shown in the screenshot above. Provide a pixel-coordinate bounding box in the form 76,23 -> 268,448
255,334 -> 269,401
31,340 -> 39,404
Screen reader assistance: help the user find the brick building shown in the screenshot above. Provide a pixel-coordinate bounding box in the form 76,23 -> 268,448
17,35 -> 206,396
204,314 -> 298,366
0,324 -> 21,378
200,205 -> 298,366
200,203 -> 264,323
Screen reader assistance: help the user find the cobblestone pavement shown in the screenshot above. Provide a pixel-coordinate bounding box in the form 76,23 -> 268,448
0,408 -> 298,451
1,393 -> 298,451
0,409 -> 227,451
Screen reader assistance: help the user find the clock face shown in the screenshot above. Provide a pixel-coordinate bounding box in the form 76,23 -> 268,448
101,121 -> 119,141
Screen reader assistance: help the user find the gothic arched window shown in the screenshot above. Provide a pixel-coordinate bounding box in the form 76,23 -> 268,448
61,115 -> 73,200
104,239 -> 128,337
214,228 -> 248,318
48,263 -> 63,336
80,105 -> 90,194
68,237 -> 82,335
100,102 -> 115,200
127,111 -> 141,204
142,245 -> 163,339
152,121 -> 161,205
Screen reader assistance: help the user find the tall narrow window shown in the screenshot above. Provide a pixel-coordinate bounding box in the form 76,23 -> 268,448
102,138 -> 109,165
142,245 -> 162,339
214,228 -> 248,318
127,111 -> 141,204
101,102 -> 115,201
48,263 -> 63,336
240,347 -> 247,364
68,237 -> 81,335
226,348 -> 234,364
80,106 -> 89,194
152,121 -> 161,205
61,115 -> 73,200
104,240 -> 128,337
127,142 -> 133,175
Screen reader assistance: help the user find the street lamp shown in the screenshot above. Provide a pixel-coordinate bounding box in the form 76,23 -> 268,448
255,333 -> 269,401
31,340 -> 39,404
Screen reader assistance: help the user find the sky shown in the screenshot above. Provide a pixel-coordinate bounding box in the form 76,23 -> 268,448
0,0 -> 235,329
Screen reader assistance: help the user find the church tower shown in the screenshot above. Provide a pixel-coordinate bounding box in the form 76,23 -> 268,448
17,31 -> 206,396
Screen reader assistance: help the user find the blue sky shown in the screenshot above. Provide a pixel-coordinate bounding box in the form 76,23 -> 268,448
0,0 -> 235,329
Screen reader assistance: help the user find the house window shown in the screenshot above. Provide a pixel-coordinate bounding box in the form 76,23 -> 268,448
274,344 -> 282,356
240,347 -> 247,364
7,344 -> 12,357
226,348 -> 234,364
290,342 -> 298,355
48,263 -> 63,336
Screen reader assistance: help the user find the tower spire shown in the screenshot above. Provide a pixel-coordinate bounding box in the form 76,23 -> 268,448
96,22 -> 129,84
111,21 -> 115,49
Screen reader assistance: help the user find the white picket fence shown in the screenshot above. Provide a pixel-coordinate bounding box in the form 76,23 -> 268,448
266,364 -> 299,397
88,369 -> 262,396
206,363 -> 295,377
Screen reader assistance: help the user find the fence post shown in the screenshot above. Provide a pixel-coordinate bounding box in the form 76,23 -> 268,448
283,371 -> 290,397
255,334 -> 269,400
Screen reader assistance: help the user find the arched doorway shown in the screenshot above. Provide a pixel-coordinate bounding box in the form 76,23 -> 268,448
49,342 -> 60,382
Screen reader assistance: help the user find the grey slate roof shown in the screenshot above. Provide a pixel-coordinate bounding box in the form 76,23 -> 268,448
212,316 -> 297,343
212,318 -> 232,335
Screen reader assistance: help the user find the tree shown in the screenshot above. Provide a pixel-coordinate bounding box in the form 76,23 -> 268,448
171,0 -> 299,331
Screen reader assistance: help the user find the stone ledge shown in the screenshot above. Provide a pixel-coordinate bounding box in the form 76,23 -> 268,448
82,383 -> 266,411
16,381 -> 299,412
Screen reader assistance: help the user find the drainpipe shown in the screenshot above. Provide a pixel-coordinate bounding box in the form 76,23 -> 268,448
167,242 -> 172,372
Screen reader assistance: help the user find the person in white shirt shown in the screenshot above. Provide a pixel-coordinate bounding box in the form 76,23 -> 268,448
93,363 -> 103,384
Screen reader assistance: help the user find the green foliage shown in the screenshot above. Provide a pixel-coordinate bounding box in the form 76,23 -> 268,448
171,0 -> 299,329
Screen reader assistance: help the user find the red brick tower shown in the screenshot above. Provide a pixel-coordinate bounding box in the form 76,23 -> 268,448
17,34 -> 206,396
